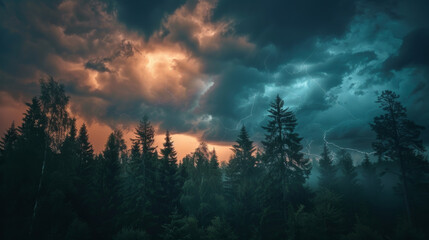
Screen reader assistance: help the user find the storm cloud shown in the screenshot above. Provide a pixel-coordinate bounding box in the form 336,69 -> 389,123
0,0 -> 428,159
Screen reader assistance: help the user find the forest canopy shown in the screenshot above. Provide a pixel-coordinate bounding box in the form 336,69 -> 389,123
0,78 -> 428,240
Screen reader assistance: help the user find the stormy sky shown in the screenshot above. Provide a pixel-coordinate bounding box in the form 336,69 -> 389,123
1,0 -> 428,161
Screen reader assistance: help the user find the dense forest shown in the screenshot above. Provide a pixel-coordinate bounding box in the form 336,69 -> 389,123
1,77 -> 428,240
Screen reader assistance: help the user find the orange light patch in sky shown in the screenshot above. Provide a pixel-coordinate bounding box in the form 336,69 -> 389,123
0,93 -> 232,164
0,93 -> 234,163
88,71 -> 101,90
74,117 -> 232,162
129,46 -> 203,105
154,133 -> 233,163
0,92 -> 25,134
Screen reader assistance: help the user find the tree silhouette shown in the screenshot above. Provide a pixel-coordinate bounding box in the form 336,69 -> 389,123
1,82 -> 428,240
39,77 -> 71,152
259,95 -> 311,239
96,130 -> 126,238
318,143 -> 337,190
225,126 -> 259,239
370,90 -> 426,223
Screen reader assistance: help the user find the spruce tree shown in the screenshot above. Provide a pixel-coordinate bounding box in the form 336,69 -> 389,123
225,126 -> 259,239
259,95 -> 310,239
230,126 -> 256,177
77,123 -> 94,169
97,130 -> 126,238
6,98 -> 48,239
135,116 -> 156,156
0,122 -> 19,159
337,150 -> 358,187
337,150 -> 359,227
0,122 -> 19,237
361,154 -> 382,201
181,143 -> 224,227
136,116 -> 157,211
60,118 -> 79,172
157,130 -> 179,227
261,95 -> 311,186
318,143 -> 337,190
161,130 -> 178,168
73,123 -> 95,235
360,154 -> 384,225
123,116 -> 158,233
33,118 -> 83,240
19,97 -> 48,145
195,142 -> 210,170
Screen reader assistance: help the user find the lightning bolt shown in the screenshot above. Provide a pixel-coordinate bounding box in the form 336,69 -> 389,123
221,94 -> 257,132
323,128 -> 376,156
301,139 -> 322,159
233,94 -> 257,130
208,50 -> 374,160
281,53 -> 359,121
277,51 -> 374,158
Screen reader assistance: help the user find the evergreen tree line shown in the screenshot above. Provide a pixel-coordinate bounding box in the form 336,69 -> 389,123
0,78 -> 428,240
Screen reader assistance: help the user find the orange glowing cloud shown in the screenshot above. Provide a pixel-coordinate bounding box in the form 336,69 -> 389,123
0,0 -> 255,162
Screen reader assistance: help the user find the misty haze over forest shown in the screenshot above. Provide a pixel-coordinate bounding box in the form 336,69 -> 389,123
1,77 -> 428,240
1,0 -> 429,239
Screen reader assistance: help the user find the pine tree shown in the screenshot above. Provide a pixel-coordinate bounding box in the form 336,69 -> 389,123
262,95 -> 311,186
127,139 -> 141,170
229,126 -> 256,178
0,122 -> 19,159
370,90 -> 426,223
209,149 -> 219,170
337,150 -> 358,188
318,143 -> 337,190
337,150 -> 359,227
73,123 -> 95,236
19,97 -> 48,145
157,130 -> 179,227
361,154 -> 382,201
77,123 -> 94,169
67,118 -> 77,141
120,139 -> 141,229
225,126 -> 259,239
3,97 -> 48,239
195,142 -> 210,170
208,149 -> 222,196
0,122 -> 19,181
311,189 -> 345,240
60,118 -> 79,172
32,118 -> 84,240
259,95 -> 311,239
97,130 -> 126,238
360,154 -> 384,227
160,130 -> 178,168
0,122 -> 19,237
180,143 -> 225,227
135,116 -> 156,156
122,117 -> 158,233
136,116 -> 157,211
176,156 -> 189,207
23,79 -> 77,238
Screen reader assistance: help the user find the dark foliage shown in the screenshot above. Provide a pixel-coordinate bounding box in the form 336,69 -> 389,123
0,80 -> 428,240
